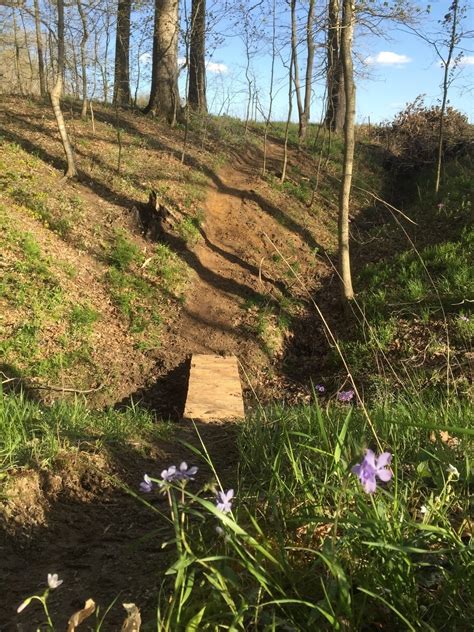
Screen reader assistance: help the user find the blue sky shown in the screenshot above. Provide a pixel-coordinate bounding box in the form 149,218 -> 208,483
183,1 -> 474,124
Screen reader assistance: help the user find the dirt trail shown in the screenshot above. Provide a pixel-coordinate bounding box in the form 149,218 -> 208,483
137,141 -> 297,419
178,152 -> 279,353
1,143 -> 298,629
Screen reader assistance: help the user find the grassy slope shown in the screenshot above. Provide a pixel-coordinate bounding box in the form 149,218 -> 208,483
0,98 -> 208,406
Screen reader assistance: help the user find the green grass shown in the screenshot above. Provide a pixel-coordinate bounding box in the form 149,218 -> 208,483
359,228 -> 474,317
107,231 -> 143,270
176,213 -> 203,246
142,396 -> 472,631
105,241 -> 189,348
0,388 -> 172,472
335,154 -> 474,395
0,217 -> 104,383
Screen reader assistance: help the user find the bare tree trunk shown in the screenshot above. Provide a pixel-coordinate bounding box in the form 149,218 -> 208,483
188,0 -> 207,112
33,0 -> 48,98
435,0 -> 459,195
48,28 -> 55,83
144,0 -> 180,125
50,0 -> 78,178
181,0 -> 191,162
325,0 -> 345,132
300,0 -> 315,143
133,9 -> 151,107
243,38 -> 253,136
70,36 -> 81,99
100,9 -> 112,103
291,0 -> 304,136
113,0 -> 131,106
338,0 -> 355,301
281,47 -> 295,184
12,10 -> 24,95
19,10 -> 34,94
262,0 -> 276,177
77,0 -> 89,118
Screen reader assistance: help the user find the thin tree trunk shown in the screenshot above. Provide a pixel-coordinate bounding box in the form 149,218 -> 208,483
113,0 -> 131,106
188,0 -> 207,112
144,0 -> 180,125
77,0 -> 89,118
102,10 -> 112,103
291,0 -> 304,133
299,0 -> 315,143
34,0 -> 48,98
435,0 -> 459,195
262,0 -> 276,177
19,10 -> 34,94
50,0 -> 78,178
13,10 -> 24,95
181,0 -> 191,162
70,37 -> 81,99
338,0 -> 355,301
243,36 -> 253,136
133,11 -> 151,107
281,49 -> 295,184
48,28 -> 55,84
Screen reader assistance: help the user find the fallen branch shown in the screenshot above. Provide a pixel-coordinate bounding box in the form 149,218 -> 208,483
0,373 -> 104,394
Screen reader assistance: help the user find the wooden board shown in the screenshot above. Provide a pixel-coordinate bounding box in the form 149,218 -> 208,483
183,354 -> 245,421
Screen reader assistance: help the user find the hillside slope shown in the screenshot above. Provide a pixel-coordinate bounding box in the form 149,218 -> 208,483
0,96 -> 338,413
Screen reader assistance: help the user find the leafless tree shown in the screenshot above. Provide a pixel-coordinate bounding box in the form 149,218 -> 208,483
50,0 -> 78,178
113,0 -> 131,106
324,0 -> 345,132
144,0 -> 181,125
76,0 -> 89,118
291,0 -> 315,144
338,0 -> 355,301
33,0 -> 47,98
188,0 -> 207,112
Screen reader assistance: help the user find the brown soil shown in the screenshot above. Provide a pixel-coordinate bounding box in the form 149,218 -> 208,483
0,101 -> 335,628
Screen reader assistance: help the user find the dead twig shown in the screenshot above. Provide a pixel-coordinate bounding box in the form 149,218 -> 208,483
0,373 -> 103,394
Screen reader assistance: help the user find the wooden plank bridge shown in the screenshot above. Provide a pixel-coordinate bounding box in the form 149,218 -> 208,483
183,354 -> 245,422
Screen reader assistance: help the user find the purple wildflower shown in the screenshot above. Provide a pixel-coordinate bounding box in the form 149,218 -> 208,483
315,384 -> 326,393
216,489 -> 234,513
160,465 -> 177,484
352,449 -> 392,493
459,315 -> 469,322
176,461 -> 198,481
139,474 -> 153,493
337,389 -> 355,403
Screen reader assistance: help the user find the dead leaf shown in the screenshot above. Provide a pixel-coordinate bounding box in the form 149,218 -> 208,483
430,431 -> 460,447
121,603 -> 141,632
67,599 -> 96,631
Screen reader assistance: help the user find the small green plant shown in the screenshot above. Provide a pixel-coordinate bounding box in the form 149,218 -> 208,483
69,303 -> 100,332
108,232 -> 143,270
176,215 -> 202,246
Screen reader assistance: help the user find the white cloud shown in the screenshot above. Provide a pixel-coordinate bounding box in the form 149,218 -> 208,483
365,51 -> 412,66
140,55 -> 228,74
206,61 -> 229,74
459,55 -> 474,66
178,57 -> 228,74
